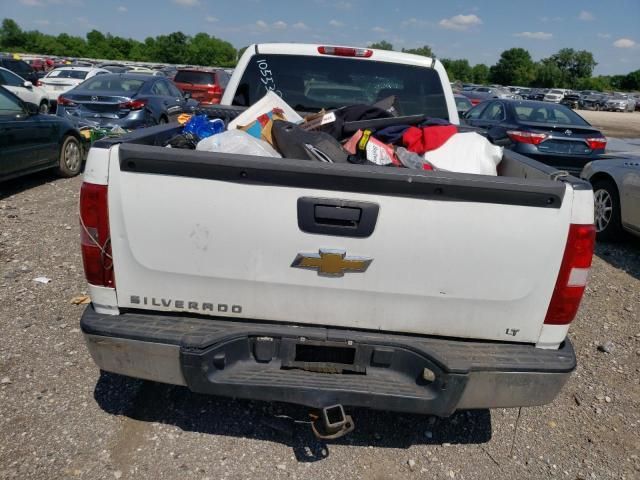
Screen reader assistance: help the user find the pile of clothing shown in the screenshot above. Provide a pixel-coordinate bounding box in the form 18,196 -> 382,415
166,91 -> 503,176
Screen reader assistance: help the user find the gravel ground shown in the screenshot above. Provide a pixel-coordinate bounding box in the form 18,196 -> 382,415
1,167 -> 639,480
577,110 -> 640,139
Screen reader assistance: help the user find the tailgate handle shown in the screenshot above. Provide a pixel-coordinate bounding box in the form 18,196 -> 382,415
314,205 -> 361,226
297,197 -> 379,238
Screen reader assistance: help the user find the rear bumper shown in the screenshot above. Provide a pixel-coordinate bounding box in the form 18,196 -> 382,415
512,147 -> 598,175
81,306 -> 576,415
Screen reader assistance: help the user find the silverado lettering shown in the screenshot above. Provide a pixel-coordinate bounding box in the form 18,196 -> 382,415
130,295 -> 242,314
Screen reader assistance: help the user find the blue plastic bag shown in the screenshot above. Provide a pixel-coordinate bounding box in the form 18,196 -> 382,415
183,115 -> 225,139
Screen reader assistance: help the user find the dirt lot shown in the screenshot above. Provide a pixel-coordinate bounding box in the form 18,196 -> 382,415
1,132 -> 639,479
578,110 -> 640,139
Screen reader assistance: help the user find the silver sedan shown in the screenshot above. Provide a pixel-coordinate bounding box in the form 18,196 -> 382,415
581,156 -> 640,240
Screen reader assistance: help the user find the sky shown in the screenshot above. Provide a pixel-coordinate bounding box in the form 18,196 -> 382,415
2,0 -> 639,75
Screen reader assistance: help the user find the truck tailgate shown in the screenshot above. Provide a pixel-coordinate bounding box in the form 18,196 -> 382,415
107,143 -> 572,344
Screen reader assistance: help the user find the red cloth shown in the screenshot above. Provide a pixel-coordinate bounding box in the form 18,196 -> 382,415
402,125 -> 458,155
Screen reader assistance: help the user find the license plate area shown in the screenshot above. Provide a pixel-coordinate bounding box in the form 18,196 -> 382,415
538,140 -> 590,155
281,339 -> 366,374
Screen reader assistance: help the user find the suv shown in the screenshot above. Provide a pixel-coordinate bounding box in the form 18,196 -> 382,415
173,68 -> 230,105
0,57 -> 38,84
544,89 -> 568,103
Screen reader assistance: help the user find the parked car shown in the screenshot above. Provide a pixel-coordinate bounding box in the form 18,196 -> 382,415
128,66 -> 165,76
560,92 -> 581,109
582,155 -> 640,240
580,93 -> 608,111
507,86 -> 530,97
463,99 -> 606,175
454,93 -> 472,116
527,89 -> 548,101
460,87 -> 500,106
0,66 -> 50,113
173,68 -> 230,105
56,73 -> 197,129
604,94 -> 635,112
70,61 -> 95,67
100,65 -> 131,74
40,66 -> 110,104
543,89 -> 568,103
0,56 -> 39,85
25,57 -> 47,72
98,63 -> 133,74
0,86 -> 83,182
579,90 -> 600,98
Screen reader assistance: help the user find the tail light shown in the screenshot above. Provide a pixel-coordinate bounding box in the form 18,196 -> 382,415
80,182 -> 115,287
586,137 -> 607,150
470,98 -> 481,106
35,79 -> 42,87
544,224 -> 596,325
57,95 -> 76,106
318,46 -> 373,58
119,99 -> 147,110
207,84 -> 222,100
507,130 -> 547,145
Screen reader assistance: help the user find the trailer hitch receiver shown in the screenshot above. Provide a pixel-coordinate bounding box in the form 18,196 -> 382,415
310,404 -> 355,440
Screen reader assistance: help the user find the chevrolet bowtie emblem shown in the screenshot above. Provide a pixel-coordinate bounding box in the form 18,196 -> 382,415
291,249 -> 373,277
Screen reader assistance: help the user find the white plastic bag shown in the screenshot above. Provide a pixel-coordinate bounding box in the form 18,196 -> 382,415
196,129 -> 282,157
423,132 -> 503,176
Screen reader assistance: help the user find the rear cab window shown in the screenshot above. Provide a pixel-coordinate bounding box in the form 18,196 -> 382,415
233,54 -> 449,118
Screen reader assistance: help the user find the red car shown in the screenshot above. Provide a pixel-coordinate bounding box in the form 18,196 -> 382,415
173,68 -> 230,105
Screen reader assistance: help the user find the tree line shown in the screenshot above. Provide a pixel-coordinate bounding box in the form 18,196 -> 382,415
370,41 -> 640,91
0,18 -> 237,67
1,18 -> 638,91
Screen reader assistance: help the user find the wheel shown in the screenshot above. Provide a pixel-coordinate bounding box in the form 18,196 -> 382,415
592,179 -> 623,241
57,135 -> 82,178
39,100 -> 50,114
158,115 -> 168,125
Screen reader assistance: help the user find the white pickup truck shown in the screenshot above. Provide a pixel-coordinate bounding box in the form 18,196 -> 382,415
79,44 -> 595,430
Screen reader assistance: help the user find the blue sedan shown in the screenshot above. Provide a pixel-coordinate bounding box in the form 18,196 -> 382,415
463,99 -> 607,175
56,73 -> 197,130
